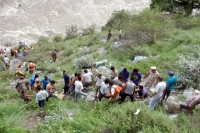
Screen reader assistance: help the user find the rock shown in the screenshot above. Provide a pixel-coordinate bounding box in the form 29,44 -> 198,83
183,89 -> 194,99
132,55 -> 148,63
93,60 -> 108,68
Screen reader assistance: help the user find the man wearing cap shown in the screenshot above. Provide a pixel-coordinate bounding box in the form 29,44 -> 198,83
143,67 -> 159,89
119,68 -> 129,82
160,71 -> 177,102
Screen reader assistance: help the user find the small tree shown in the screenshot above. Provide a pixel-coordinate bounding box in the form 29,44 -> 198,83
65,25 -> 79,40
104,10 -> 131,29
151,0 -> 200,15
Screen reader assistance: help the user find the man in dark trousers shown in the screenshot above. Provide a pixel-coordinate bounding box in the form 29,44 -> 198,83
63,71 -> 69,95
107,29 -> 112,42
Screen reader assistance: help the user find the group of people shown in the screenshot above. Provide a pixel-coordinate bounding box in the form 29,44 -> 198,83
17,65 -> 200,112
56,66 -> 180,111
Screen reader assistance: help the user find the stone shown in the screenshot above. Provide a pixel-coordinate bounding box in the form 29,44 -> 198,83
93,59 -> 108,68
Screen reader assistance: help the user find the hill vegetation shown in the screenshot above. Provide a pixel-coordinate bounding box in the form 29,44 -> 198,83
1,8 -> 200,133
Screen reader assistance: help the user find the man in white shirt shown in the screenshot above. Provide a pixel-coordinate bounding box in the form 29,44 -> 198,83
148,77 -> 166,111
93,73 -> 105,97
36,86 -> 48,108
106,82 -> 122,103
3,55 -> 10,69
82,69 -> 93,89
74,76 -> 88,101
99,79 -> 110,101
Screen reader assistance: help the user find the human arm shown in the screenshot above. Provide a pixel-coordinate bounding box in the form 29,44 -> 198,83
143,72 -> 150,79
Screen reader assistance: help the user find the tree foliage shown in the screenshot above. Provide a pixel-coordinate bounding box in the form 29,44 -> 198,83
104,10 -> 131,29
150,0 -> 200,15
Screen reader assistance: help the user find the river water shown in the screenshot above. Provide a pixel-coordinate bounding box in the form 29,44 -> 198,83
0,0 -> 150,48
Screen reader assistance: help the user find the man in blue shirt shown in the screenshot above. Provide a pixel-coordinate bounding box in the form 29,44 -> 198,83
130,68 -> 141,86
119,68 -> 129,82
30,74 -> 39,91
63,71 -> 69,94
160,71 -> 178,103
40,76 -> 50,90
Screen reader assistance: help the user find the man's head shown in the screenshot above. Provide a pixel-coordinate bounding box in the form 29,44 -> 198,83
20,76 -> 24,80
151,67 -> 156,73
105,79 -> 110,84
133,69 -> 138,73
118,76 -> 123,81
158,76 -> 163,82
78,75 -> 82,81
36,78 -> 40,83
36,86 -> 42,91
123,68 -> 127,72
35,74 -> 39,78
167,71 -> 174,77
44,75 -> 48,80
139,85 -> 143,90
109,81 -> 114,87
74,73 -> 78,77
29,60 -> 32,63
110,66 -> 115,71
63,71 -> 66,75
50,80 -> 55,85
5,55 -> 7,57
97,73 -> 102,78
84,69 -> 88,73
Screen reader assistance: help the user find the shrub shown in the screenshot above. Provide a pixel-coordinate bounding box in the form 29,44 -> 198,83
53,36 -> 63,42
82,24 -> 96,36
65,25 -> 79,40
72,54 -> 94,69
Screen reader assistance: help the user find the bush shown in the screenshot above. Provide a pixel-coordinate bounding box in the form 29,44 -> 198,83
53,36 -> 63,42
82,24 -> 96,36
104,10 -> 131,29
175,45 -> 200,90
65,25 -> 79,40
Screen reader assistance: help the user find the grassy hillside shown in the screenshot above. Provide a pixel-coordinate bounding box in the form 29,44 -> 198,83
1,9 -> 200,133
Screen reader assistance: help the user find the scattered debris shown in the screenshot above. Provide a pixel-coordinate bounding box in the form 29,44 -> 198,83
132,55 -> 148,63
134,109 -> 140,115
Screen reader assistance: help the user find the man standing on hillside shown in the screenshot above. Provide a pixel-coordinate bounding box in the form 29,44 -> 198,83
110,66 -> 118,80
27,61 -> 36,74
3,55 -> 10,69
99,79 -> 110,101
160,71 -> 178,103
107,29 -> 112,42
130,68 -> 142,87
119,68 -> 129,82
51,50 -> 57,62
74,76 -> 88,101
143,67 -> 159,89
148,77 -> 166,111
82,68 -> 93,90
93,73 -> 105,97
120,77 -> 136,103
63,71 -> 69,95
41,76 -> 51,90
30,74 -> 39,91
